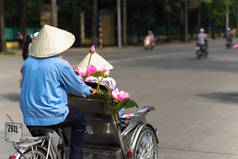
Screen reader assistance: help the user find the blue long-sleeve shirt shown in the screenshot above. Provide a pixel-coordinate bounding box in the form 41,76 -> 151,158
20,56 -> 92,126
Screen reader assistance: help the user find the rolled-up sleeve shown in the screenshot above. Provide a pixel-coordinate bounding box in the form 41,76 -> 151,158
56,60 -> 93,97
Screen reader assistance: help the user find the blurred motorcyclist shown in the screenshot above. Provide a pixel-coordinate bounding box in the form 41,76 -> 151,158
197,28 -> 208,50
197,28 -> 208,46
225,28 -> 233,48
144,30 -> 155,50
147,30 -> 155,42
196,28 -> 208,59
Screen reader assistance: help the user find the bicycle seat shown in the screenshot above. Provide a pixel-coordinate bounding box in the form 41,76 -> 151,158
27,126 -> 55,137
119,106 -> 155,124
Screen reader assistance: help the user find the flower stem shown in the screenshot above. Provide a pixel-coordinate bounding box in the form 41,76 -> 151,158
114,113 -> 119,122
96,77 -> 100,93
96,76 -> 104,94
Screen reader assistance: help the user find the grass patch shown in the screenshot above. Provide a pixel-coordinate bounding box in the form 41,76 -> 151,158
0,51 -> 16,55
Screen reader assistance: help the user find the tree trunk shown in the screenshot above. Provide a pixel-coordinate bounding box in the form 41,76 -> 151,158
180,6 -> 184,41
184,0 -> 188,41
197,0 -> 201,33
92,0 -> 98,45
0,0 -> 7,52
236,0 -> 238,37
51,0 -> 58,27
122,0 -> 127,46
211,19 -> 216,39
80,12 -> 85,45
166,14 -> 171,42
20,0 -> 27,44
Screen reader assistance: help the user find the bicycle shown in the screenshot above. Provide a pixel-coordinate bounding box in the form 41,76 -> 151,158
6,97 -> 159,159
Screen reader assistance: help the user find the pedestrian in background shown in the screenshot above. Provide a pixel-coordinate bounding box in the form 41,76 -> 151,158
17,32 -> 23,49
226,28 -> 233,43
22,34 -> 33,60
233,28 -> 237,38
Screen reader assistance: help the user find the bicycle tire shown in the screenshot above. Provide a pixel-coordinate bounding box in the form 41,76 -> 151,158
133,126 -> 158,159
19,147 -> 51,159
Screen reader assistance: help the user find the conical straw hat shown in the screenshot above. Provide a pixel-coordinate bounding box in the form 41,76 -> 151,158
29,25 -> 75,58
78,52 -> 114,70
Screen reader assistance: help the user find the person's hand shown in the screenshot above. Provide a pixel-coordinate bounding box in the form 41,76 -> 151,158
87,88 -> 96,98
91,88 -> 97,95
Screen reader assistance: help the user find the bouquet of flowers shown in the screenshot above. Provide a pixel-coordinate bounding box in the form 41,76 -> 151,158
75,45 -> 138,120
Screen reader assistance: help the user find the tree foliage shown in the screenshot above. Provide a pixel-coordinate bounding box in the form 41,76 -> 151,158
2,0 -> 238,42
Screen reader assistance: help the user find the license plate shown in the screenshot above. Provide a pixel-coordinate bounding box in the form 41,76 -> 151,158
5,122 -> 23,142
195,47 -> 200,50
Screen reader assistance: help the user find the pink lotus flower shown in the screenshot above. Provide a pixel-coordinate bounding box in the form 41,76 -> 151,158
76,66 -> 87,76
76,65 -> 98,77
112,88 -> 131,102
87,65 -> 97,74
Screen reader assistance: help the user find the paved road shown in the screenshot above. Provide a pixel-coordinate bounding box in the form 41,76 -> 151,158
1,40 -> 238,158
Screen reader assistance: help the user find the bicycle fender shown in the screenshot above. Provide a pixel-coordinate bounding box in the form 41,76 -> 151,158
145,123 -> 159,143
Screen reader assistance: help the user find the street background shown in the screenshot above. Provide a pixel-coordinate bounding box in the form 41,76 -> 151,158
2,40 -> 238,158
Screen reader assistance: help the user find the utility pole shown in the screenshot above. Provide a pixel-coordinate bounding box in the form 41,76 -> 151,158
185,0 -> 188,42
226,2 -> 229,30
117,0 -> 122,48
92,0 -> 98,45
51,0 -> 58,27
122,0 -> 127,46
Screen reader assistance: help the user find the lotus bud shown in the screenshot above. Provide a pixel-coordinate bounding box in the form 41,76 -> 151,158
89,45 -> 95,54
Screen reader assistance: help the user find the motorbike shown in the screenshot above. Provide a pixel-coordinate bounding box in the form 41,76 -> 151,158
144,37 -> 154,50
195,43 -> 208,59
6,94 -> 159,159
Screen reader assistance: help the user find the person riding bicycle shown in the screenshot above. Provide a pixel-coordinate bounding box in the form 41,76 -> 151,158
20,25 -> 95,159
197,28 -> 208,53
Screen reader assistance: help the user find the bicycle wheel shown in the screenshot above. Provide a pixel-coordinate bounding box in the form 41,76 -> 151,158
19,147 -> 50,159
133,126 -> 158,159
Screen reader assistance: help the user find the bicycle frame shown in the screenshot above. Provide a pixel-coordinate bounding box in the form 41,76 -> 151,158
10,133 -> 62,159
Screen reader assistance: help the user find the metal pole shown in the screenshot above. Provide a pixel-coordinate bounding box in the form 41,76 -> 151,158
226,4 -> 229,30
51,0 -> 57,27
80,12 -> 85,45
122,0 -> 127,46
185,0 -> 188,42
117,0 -> 122,48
